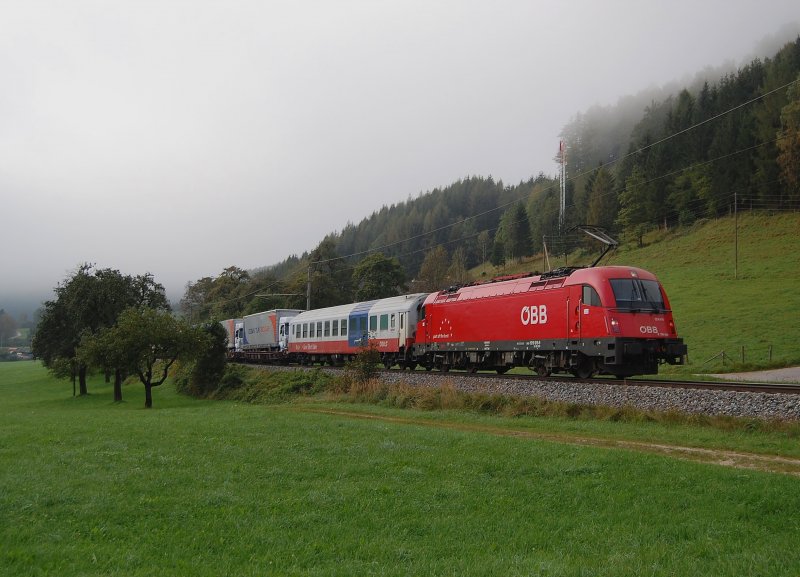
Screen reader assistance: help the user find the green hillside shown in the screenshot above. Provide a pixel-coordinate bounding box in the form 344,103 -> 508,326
606,213 -> 799,374
482,212 -> 800,374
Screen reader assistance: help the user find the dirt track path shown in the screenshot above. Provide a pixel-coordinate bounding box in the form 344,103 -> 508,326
302,408 -> 800,477
709,366 -> 800,383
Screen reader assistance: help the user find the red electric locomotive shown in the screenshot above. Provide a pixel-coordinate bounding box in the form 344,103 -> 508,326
412,265 -> 686,378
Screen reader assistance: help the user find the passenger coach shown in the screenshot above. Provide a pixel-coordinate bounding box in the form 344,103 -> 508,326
288,293 -> 428,367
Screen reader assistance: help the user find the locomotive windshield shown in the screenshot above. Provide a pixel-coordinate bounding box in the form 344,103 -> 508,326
609,279 -> 666,312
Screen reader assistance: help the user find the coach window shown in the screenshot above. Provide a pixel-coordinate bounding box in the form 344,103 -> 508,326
302,323 -> 308,338
370,315 -> 377,332
380,314 -> 388,331
324,321 -> 330,337
316,322 -> 323,338
332,320 -> 338,337
341,319 -> 347,336
582,285 -> 602,307
310,323 -> 315,338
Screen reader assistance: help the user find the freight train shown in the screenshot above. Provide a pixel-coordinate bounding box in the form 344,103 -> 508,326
223,264 -> 686,378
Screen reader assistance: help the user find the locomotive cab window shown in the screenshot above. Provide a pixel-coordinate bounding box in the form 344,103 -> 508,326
582,285 -> 602,307
610,279 -> 666,311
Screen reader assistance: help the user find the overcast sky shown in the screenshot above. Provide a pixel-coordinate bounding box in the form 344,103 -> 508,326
1,0 -> 798,310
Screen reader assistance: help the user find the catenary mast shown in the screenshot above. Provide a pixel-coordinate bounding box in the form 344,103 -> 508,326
558,140 -> 567,231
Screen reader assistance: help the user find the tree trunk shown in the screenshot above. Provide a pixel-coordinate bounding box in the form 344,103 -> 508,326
78,364 -> 88,396
144,383 -> 153,408
114,369 -> 123,403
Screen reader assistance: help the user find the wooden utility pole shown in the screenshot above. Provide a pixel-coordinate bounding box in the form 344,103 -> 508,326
734,191 -> 739,280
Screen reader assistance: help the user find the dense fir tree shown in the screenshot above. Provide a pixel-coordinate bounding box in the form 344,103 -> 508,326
586,167 -> 617,230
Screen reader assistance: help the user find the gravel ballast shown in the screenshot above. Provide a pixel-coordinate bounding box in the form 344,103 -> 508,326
259,365 -> 800,421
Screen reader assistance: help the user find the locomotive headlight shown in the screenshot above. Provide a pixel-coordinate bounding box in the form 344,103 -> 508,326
610,317 -> 620,334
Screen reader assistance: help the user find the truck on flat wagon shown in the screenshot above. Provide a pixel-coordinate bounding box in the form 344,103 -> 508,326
235,309 -> 304,362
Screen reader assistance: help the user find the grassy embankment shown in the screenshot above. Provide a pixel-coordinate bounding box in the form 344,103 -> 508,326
487,212 -> 800,375
2,361 -> 800,577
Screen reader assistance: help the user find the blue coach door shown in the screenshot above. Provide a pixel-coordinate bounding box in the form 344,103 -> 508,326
348,300 -> 377,347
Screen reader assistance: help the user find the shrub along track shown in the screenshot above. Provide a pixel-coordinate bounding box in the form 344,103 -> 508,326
298,406 -> 800,477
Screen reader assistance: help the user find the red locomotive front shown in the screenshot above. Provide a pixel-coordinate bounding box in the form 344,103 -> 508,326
413,266 -> 686,378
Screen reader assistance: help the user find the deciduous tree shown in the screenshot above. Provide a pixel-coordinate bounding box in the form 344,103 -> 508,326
32,265 -> 168,396
417,245 -> 449,292
101,307 -> 206,408
352,253 -> 406,301
0,309 -> 17,346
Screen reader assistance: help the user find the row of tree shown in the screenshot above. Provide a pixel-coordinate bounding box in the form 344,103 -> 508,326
32,265 -> 225,407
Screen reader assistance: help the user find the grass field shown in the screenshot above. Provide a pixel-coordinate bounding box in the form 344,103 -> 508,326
2,362 -> 800,576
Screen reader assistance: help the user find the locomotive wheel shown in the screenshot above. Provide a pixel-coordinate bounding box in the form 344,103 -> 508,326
536,365 -> 551,377
571,363 -> 594,379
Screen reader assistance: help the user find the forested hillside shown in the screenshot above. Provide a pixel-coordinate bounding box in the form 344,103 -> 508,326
181,37 -> 800,321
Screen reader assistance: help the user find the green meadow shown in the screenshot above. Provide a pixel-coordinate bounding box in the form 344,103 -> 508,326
2,362 -> 800,576
606,212 -> 800,373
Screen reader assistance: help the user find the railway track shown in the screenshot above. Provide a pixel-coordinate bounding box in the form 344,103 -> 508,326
431,372 -> 800,395
244,362 -> 800,395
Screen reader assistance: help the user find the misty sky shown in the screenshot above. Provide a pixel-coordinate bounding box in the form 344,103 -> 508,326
1,0 -> 798,310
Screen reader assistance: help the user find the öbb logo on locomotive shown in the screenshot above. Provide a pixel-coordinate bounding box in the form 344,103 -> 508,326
520,305 -> 548,326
